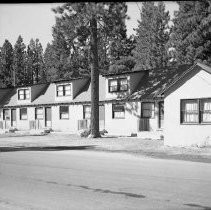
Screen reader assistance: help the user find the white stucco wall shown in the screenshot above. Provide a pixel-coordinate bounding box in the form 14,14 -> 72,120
51,105 -> 83,132
104,101 -> 161,136
164,70 -> 211,146
104,102 -> 140,135
16,107 -> 35,130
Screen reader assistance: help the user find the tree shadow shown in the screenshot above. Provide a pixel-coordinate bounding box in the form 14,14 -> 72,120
0,145 -> 96,153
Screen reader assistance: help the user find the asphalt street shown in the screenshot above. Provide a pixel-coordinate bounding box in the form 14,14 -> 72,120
0,150 -> 211,210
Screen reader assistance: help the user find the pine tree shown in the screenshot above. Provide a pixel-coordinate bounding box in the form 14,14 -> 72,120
13,35 -> 26,86
133,2 -> 170,70
26,38 -> 45,84
44,42 -> 58,82
51,2 -> 130,77
0,40 -> 14,87
52,3 -> 129,137
169,1 -> 211,65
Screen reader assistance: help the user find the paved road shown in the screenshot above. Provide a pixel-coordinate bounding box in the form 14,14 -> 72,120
0,150 -> 211,210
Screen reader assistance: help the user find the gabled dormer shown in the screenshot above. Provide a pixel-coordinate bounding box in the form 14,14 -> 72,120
17,87 -> 31,104
55,82 -> 72,101
17,83 -> 48,104
103,70 -> 147,99
54,77 -> 90,102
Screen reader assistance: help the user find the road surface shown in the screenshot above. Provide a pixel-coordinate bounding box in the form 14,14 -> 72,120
0,150 -> 211,210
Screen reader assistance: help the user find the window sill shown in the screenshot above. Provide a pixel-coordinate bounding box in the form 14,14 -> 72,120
180,122 -> 211,125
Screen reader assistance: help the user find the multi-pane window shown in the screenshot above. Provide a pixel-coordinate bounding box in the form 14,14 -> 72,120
181,98 -> 211,124
83,105 -> 91,119
108,78 -> 128,93
201,99 -> 211,123
20,108 -> 27,120
18,89 -> 30,100
141,102 -> 155,118
56,84 -> 71,97
59,106 -> 69,119
35,107 -> 44,120
112,104 -> 125,119
3,109 -> 10,120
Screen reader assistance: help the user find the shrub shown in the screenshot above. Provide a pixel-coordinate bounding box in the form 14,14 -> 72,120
80,129 -> 91,138
9,127 -> 18,133
100,129 -> 108,135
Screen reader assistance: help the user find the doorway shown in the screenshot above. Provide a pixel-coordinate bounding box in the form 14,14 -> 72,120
45,107 -> 52,127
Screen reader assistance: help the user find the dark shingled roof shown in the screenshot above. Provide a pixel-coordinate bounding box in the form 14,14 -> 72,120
128,64 -> 192,100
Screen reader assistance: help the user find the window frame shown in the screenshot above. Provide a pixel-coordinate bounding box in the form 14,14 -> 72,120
35,107 -> 44,120
56,84 -> 71,97
112,103 -> 125,119
3,109 -> 10,120
108,77 -> 128,93
141,102 -> 155,119
20,108 -> 28,120
59,106 -> 69,120
18,88 -> 30,100
180,98 -> 211,125
83,105 -> 91,119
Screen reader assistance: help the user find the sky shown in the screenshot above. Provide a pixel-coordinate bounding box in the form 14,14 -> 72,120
0,2 -> 179,50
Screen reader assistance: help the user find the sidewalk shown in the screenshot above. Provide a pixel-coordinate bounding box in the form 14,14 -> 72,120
0,132 -> 211,163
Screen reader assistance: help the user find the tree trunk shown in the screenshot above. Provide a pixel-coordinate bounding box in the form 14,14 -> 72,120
90,15 -> 101,138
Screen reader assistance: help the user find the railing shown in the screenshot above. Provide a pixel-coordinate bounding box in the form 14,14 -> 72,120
29,120 -> 42,130
78,119 -> 105,131
138,118 -> 150,131
78,119 -> 90,130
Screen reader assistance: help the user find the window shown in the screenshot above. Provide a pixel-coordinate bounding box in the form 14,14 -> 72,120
35,107 -> 43,120
119,78 -> 128,91
108,78 -> 128,93
141,102 -> 155,118
18,89 -> 30,100
3,109 -> 10,120
56,84 -> 71,97
112,104 -> 125,119
83,105 -> 91,119
181,98 -> 211,124
201,99 -> 211,123
60,106 -> 69,119
20,108 -> 27,120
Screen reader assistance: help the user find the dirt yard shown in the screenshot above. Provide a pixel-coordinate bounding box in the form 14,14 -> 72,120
0,132 -> 211,163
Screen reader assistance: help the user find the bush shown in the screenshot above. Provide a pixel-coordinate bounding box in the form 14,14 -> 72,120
9,127 -> 18,133
100,129 -> 108,135
80,129 -> 91,138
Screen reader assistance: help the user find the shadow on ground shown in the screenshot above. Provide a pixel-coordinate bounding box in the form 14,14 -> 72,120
0,145 -> 96,152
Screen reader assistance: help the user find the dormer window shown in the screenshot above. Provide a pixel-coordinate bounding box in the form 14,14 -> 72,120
108,78 -> 128,93
56,84 -> 71,97
18,88 -> 30,100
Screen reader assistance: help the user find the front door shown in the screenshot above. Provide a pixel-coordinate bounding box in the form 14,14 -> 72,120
158,102 -> 164,129
11,109 -> 17,127
3,109 -> 10,129
45,107 -> 52,127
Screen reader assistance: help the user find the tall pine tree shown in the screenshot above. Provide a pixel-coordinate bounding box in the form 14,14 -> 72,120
52,3 -> 129,137
0,40 -> 14,87
13,35 -> 26,86
26,38 -> 45,84
169,1 -> 211,65
133,2 -> 170,70
50,2 -> 131,78
44,42 -> 58,82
